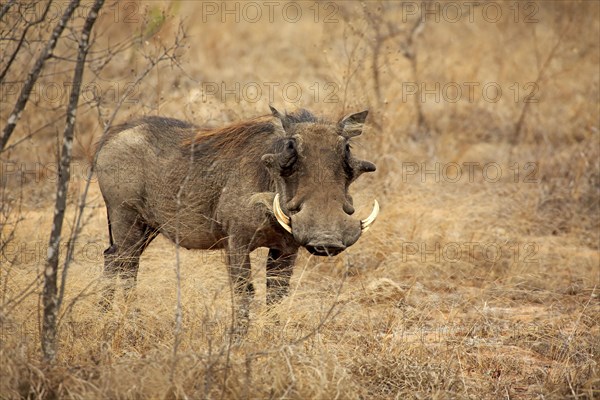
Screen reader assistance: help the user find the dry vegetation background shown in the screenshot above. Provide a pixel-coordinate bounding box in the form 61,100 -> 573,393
1,0 -> 599,399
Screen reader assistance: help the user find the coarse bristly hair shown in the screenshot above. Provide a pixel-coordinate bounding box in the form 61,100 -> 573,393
182,109 -> 327,158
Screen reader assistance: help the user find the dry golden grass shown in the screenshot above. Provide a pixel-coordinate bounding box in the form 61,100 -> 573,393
1,1 -> 599,399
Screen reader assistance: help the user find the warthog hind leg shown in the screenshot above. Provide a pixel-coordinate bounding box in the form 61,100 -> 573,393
100,207 -> 156,310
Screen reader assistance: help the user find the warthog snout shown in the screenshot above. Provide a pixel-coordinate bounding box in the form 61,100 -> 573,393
273,190 -> 379,257
305,238 -> 347,257
290,202 -> 360,255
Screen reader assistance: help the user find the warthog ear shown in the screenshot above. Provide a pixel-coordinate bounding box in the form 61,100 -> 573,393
339,110 -> 369,138
269,104 -> 289,134
269,104 -> 284,120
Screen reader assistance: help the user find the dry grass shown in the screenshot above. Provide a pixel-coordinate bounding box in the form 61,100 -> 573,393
1,1 -> 599,399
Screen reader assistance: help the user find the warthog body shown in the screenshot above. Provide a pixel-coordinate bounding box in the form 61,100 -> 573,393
95,107 -> 378,327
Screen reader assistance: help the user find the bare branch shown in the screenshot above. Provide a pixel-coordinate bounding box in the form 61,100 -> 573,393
0,0 -> 80,152
512,17 -> 572,144
0,1 -> 54,82
0,0 -> 16,21
42,0 -> 104,363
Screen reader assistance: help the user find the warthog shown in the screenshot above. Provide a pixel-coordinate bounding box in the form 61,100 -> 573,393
95,106 -> 378,328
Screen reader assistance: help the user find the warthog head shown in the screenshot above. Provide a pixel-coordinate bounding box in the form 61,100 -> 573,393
262,106 -> 379,256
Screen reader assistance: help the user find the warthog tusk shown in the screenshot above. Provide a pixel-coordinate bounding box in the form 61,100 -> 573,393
360,200 -> 379,232
273,193 -> 292,234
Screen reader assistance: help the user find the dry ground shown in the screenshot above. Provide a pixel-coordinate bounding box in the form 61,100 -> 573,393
1,1 -> 599,399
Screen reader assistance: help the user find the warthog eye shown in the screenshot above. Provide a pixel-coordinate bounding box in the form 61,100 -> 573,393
344,142 -> 354,180
261,139 -> 298,177
279,139 -> 297,176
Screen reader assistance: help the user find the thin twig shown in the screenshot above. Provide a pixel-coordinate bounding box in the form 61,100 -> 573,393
0,0 -> 17,21
513,18 -> 571,144
1,0 -> 81,152
0,1 -> 54,83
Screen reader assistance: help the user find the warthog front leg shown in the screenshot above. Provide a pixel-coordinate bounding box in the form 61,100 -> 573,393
226,239 -> 254,335
266,249 -> 297,306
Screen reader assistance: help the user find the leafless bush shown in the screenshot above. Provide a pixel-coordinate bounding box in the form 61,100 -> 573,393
1,0 -> 187,365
